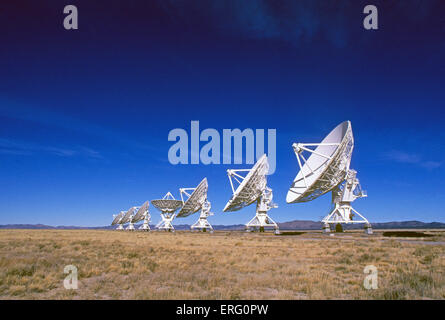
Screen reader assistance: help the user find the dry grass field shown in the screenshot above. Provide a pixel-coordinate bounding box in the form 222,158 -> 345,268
0,229 -> 444,299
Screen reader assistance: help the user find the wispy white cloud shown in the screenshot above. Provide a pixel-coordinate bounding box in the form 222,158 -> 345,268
421,161 -> 443,170
0,138 -> 103,159
384,150 -> 442,169
385,150 -> 421,164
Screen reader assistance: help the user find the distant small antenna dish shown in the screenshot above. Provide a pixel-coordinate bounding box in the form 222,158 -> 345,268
151,192 -> 183,232
178,178 -> 214,233
111,211 -> 125,230
286,121 -> 372,234
223,154 -> 280,234
133,201 -> 150,231
120,207 -> 138,231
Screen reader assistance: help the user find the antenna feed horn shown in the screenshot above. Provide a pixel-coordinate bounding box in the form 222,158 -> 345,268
292,143 -> 304,154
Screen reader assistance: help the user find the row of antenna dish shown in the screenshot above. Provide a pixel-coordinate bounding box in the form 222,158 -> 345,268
111,178 -> 214,232
111,121 -> 372,234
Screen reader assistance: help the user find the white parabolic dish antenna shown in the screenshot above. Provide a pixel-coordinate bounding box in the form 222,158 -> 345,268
121,206 -> 138,231
133,201 -> 149,222
178,178 -> 214,232
178,178 -> 208,217
111,211 -> 124,226
111,211 -> 126,230
151,192 -> 183,232
133,200 -> 151,231
224,154 -> 279,233
286,121 -> 354,204
286,121 -> 372,233
224,154 -> 268,212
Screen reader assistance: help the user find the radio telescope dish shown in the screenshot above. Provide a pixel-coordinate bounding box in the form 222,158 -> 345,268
286,121 -> 372,234
111,211 -> 125,230
223,154 -> 279,234
286,121 -> 353,204
178,178 -> 214,233
112,211 -> 124,225
151,192 -> 183,232
224,154 -> 268,212
121,206 -> 138,231
133,201 -> 151,231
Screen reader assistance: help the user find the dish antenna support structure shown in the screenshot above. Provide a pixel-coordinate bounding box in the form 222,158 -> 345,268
178,178 -> 214,233
151,192 -> 183,232
133,201 -> 151,231
323,169 -> 369,231
287,121 -> 372,234
111,211 -> 125,230
224,154 -> 280,234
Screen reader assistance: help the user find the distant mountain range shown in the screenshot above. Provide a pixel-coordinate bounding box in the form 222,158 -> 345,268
1,220 -> 445,230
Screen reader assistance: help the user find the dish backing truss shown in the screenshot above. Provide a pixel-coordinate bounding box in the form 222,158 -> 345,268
224,154 -> 279,234
178,178 -> 213,232
151,192 -> 183,232
287,121 -> 372,234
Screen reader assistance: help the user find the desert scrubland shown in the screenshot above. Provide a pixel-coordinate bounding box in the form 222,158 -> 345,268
0,229 -> 444,299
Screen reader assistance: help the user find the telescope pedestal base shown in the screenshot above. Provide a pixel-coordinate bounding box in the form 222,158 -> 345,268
156,222 -> 174,232
323,223 -> 331,233
116,224 -> 124,231
364,223 -> 373,235
126,223 -> 135,231
156,215 -> 175,232
245,213 -> 280,234
139,219 -> 150,231
322,202 -> 371,235
191,217 -> 213,233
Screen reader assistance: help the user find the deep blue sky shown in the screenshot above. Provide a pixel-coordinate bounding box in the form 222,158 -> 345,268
1,1 -> 444,226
